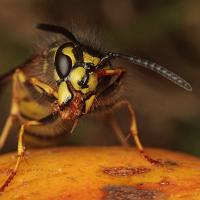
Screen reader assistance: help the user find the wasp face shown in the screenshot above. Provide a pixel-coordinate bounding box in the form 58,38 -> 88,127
53,42 -> 115,115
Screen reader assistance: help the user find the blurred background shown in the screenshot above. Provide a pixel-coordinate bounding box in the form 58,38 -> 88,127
0,0 -> 199,156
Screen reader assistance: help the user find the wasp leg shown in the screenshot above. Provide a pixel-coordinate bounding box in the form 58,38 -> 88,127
110,116 -> 130,147
114,100 -> 161,165
29,77 -> 58,98
14,68 -> 58,99
0,121 -> 40,192
0,68 -> 58,151
97,68 -> 130,146
0,114 -> 18,151
0,71 -> 21,150
0,69 -> 59,192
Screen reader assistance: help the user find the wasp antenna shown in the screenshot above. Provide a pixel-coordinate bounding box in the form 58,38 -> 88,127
126,55 -> 192,92
103,52 -> 192,92
36,23 -> 80,45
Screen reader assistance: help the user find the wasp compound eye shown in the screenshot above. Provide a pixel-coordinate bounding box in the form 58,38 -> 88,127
55,53 -> 72,79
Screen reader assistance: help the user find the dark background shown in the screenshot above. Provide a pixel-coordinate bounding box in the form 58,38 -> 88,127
0,0 -> 199,156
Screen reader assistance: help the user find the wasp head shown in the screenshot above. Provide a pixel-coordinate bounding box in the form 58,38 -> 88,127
37,23 -> 192,118
52,41 -> 124,115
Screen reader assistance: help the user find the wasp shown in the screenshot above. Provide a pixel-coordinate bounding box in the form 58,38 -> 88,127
0,24 -> 192,191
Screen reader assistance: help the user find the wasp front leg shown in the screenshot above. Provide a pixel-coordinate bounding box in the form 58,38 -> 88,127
29,77 -> 58,99
110,116 -> 131,147
115,100 -> 162,165
98,68 -> 161,165
97,68 -> 130,146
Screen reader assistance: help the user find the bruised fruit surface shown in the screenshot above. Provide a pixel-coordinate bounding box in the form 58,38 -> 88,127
0,147 -> 199,200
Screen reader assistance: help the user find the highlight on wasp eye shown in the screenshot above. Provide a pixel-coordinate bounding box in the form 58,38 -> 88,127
0,2 -> 199,199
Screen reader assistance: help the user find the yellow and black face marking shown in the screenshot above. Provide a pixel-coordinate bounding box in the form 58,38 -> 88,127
0,23 -> 193,192
53,42 -> 100,114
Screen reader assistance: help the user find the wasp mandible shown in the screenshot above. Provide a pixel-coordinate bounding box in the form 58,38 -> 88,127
0,24 -> 192,191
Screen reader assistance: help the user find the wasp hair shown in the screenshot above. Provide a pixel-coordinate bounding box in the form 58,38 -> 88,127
99,52 -> 192,92
36,24 -> 80,45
